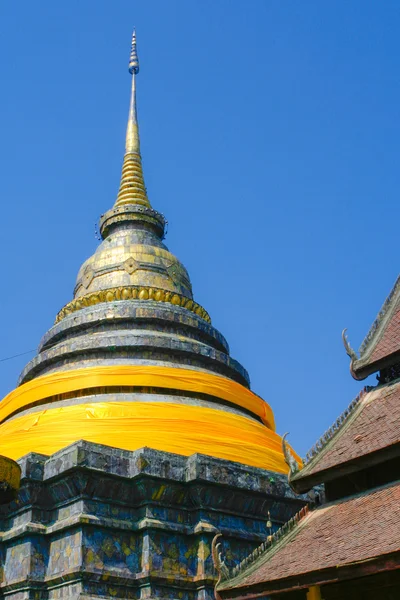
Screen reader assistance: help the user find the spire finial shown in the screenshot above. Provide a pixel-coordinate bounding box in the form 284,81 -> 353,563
129,29 -> 139,74
114,29 -> 150,208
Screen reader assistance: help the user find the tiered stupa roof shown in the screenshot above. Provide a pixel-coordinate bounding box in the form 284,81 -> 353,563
0,32 -> 297,474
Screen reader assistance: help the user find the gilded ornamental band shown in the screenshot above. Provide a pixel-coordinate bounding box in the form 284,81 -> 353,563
56,285 -> 211,324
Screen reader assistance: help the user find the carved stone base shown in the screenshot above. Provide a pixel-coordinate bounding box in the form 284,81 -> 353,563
0,442 -> 309,599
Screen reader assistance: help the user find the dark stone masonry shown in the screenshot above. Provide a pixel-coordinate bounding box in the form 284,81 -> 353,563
0,441 -> 309,600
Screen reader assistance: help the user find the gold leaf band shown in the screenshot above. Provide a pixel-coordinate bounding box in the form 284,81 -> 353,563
56,286 -> 211,324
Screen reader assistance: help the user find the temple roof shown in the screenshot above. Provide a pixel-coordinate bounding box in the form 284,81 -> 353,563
218,480 -> 400,597
344,275 -> 400,379
291,380 -> 400,492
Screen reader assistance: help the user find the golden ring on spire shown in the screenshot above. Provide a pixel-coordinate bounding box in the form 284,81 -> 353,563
56,286 -> 211,324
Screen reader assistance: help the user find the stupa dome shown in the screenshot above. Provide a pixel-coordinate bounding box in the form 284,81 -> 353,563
74,227 -> 193,302
0,31 -> 299,474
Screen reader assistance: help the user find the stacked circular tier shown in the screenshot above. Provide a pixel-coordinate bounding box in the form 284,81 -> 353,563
0,41 -> 299,474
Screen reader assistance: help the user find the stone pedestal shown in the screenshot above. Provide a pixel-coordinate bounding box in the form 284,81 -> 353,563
0,442 -> 308,599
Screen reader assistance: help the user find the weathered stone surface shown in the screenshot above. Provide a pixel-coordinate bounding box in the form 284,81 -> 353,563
20,302 -> 248,387
0,442 -> 307,599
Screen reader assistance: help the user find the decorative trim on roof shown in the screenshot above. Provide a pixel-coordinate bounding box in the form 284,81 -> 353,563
225,506 -> 309,582
212,533 -> 230,600
342,328 -> 358,362
282,432 -> 301,489
341,329 -> 365,380
359,275 -> 400,357
301,386 -> 372,466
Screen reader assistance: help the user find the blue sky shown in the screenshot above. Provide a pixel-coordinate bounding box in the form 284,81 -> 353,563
1,1 -> 399,456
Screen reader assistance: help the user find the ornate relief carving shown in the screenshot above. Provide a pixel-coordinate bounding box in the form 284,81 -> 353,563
123,256 -> 140,275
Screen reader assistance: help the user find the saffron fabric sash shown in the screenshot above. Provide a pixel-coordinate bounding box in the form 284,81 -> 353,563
0,401 -> 297,473
0,365 -> 275,430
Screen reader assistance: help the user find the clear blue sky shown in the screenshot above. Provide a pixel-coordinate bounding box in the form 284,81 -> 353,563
1,1 -> 399,456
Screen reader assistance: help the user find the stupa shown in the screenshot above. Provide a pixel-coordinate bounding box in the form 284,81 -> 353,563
0,32 -> 307,600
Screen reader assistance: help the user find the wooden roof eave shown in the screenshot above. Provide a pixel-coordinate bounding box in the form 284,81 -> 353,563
344,275 -> 400,379
218,550 -> 400,599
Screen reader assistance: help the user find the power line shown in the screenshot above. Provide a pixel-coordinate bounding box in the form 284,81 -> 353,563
0,317 -> 115,365
0,320 -> 106,365
0,349 -> 36,363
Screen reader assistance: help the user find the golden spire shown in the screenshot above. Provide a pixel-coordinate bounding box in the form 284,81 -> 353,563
114,30 -> 150,208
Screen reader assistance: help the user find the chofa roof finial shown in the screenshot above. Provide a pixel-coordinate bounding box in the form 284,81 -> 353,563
342,328 -> 363,380
342,328 -> 358,361
211,533 -> 230,600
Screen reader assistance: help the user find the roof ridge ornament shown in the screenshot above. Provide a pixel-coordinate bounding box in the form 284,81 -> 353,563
342,328 -> 363,380
343,275 -> 400,380
342,328 -> 358,362
211,533 -> 230,600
